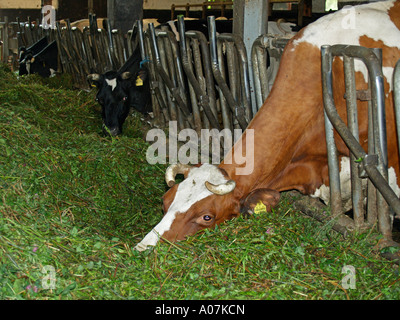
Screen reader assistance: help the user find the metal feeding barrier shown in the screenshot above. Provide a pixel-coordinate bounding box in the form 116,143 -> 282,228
3,14 -> 292,131
321,44 -> 400,257
1,15 -> 132,90
140,15 -> 275,133
251,34 -> 290,112
54,15 -> 130,89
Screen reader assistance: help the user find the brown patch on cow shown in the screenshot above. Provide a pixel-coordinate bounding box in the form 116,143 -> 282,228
388,0 -> 400,31
162,185 -> 178,214
359,35 -> 400,70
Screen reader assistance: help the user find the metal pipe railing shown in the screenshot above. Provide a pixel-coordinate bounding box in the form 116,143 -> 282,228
251,35 -> 290,111
177,16 -> 220,130
321,44 -> 400,242
208,16 -> 248,130
148,23 -> 194,128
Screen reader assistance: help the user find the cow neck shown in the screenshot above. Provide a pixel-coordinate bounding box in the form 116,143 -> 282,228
220,41 -> 324,196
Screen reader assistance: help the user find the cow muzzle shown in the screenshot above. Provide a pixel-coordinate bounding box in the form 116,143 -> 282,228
102,124 -> 120,137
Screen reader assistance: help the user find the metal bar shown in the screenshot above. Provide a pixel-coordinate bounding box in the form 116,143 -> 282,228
89,14 -> 101,73
144,30 -> 169,126
394,59 -> 400,160
323,108 -> 343,217
157,32 -> 180,126
148,23 -> 193,126
218,33 -> 253,121
370,48 -> 391,240
104,19 -> 118,69
366,78 -> 378,226
82,27 -> 95,72
216,37 -> 232,130
177,16 -> 220,130
3,17 -> 9,64
343,55 -> 364,228
190,33 -> 219,127
184,38 -> 203,134
208,16 -> 247,130
251,38 -> 264,111
112,29 -> 125,67
321,44 -> 400,220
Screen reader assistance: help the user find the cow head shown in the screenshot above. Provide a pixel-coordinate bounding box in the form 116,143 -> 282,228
88,66 -> 149,136
88,71 -> 132,136
135,163 -> 280,251
18,49 -> 33,76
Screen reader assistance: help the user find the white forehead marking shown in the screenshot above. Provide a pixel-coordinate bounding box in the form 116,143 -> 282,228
135,164 -> 228,251
105,78 -> 117,91
293,0 -> 400,92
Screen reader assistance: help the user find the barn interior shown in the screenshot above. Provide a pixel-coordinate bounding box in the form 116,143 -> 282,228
0,0 -> 399,288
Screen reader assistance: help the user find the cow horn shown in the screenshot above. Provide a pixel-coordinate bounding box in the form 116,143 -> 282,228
87,73 -> 101,81
121,71 -> 132,80
205,180 -> 236,195
165,164 -> 192,187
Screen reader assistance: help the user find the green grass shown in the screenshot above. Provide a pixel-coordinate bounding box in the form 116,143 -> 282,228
0,65 -> 399,300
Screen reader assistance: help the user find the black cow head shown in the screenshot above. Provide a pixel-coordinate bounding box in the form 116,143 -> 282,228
88,68 -> 150,137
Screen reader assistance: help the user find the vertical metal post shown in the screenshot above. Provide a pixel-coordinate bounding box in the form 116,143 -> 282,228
3,17 -> 9,64
393,59 -> 400,160
233,0 -> 268,116
370,48 -> 391,240
343,55 -> 364,228
321,45 -> 343,217
208,16 -> 247,130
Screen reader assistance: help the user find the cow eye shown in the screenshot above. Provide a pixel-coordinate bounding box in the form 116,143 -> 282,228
122,96 -> 128,102
196,214 -> 214,225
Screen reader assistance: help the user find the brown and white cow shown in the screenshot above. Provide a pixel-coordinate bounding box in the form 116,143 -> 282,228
135,0 -> 400,251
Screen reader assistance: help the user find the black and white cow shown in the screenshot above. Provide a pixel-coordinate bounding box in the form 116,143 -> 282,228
19,37 -> 48,75
19,38 -> 58,77
87,49 -> 152,136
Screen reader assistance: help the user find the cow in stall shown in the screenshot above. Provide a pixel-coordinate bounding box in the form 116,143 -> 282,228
19,37 -> 47,76
135,0 -> 400,251
19,37 -> 58,78
87,48 -> 152,136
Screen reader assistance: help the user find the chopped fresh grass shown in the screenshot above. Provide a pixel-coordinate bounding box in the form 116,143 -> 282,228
0,65 -> 399,300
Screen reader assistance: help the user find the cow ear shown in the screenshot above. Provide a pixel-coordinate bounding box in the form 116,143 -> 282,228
87,73 -> 101,87
240,188 -> 280,217
121,71 -> 132,80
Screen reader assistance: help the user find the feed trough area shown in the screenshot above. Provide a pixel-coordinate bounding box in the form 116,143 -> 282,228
0,0 -> 400,301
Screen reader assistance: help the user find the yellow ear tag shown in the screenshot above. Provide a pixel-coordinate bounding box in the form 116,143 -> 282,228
91,83 -> 96,88
253,201 -> 267,215
136,75 -> 143,86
